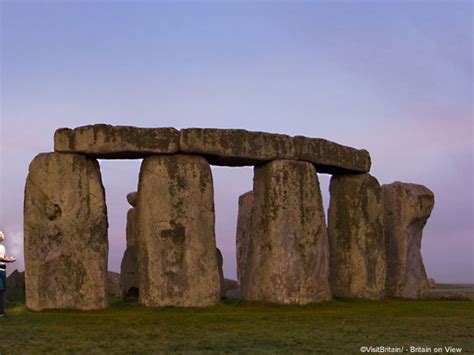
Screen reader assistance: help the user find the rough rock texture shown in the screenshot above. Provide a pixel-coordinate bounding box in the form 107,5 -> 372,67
216,248 -> 226,298
120,208 -> 139,299
180,128 -> 370,173
24,152 -> 108,310
107,272 -> 121,297
327,174 -> 386,299
126,192 -> 137,207
382,182 -> 435,299
243,160 -> 331,304
136,154 -> 220,307
55,124 -> 180,159
236,191 -> 254,289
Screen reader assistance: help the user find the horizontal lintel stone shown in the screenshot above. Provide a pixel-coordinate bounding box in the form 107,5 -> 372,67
54,124 -> 180,158
180,128 -> 371,173
54,125 -> 371,173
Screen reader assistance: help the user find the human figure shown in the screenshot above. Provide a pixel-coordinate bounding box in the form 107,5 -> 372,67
0,231 -> 16,317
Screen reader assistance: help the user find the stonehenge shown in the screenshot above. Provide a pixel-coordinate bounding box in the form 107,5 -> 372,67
23,124 -> 435,310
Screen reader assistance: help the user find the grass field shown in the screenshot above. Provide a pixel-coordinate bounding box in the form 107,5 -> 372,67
1,293 -> 472,354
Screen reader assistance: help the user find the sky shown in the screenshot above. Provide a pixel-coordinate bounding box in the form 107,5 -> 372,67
1,0 -> 472,283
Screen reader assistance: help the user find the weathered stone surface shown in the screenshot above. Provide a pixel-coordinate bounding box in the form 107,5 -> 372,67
216,248 -> 226,298
136,154 -> 220,307
328,174 -> 386,299
107,271 -> 121,298
295,136 -> 371,174
120,208 -> 139,299
236,191 -> 254,289
126,192 -> 137,207
180,128 -> 370,173
55,124 -> 180,159
382,182 -> 435,299
243,160 -> 331,304
24,152 -> 108,310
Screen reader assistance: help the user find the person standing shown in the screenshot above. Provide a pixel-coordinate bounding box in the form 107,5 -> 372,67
0,231 -> 16,317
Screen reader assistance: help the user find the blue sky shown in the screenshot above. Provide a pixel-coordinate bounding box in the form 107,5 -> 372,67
1,0 -> 472,282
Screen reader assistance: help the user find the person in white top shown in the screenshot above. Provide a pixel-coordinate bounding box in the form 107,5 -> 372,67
0,231 -> 16,317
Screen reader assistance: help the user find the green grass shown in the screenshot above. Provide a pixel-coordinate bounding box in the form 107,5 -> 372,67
1,296 -> 472,354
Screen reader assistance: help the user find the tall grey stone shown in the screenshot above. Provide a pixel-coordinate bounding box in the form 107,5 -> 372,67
120,207 -> 139,298
136,154 -> 220,307
236,191 -> 254,290
328,174 -> 386,299
24,152 -> 108,310
382,182 -> 435,298
244,160 -> 331,304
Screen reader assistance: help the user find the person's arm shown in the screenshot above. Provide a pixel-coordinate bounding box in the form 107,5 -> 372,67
0,256 -> 15,263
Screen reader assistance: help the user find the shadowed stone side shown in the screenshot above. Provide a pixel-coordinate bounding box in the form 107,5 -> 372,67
180,128 -> 370,173
136,154 -> 220,307
236,191 -> 254,291
126,192 -> 138,207
328,174 -> 386,299
120,207 -> 139,299
382,182 -> 435,299
244,160 -> 331,304
24,152 -> 108,310
216,248 -> 226,299
55,124 -> 180,158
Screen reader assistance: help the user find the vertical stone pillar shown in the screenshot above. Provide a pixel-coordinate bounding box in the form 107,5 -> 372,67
327,174 -> 386,299
216,248 -> 226,298
120,192 -> 139,299
244,160 -> 331,304
136,154 -> 220,307
24,152 -> 108,310
236,191 -> 254,292
382,182 -> 434,298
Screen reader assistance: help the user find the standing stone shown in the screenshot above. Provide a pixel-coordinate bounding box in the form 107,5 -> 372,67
236,191 -> 254,290
120,206 -> 139,299
136,154 -> 220,307
216,248 -> 226,298
382,182 -> 435,298
244,160 -> 331,304
327,174 -> 386,299
24,152 -> 108,310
